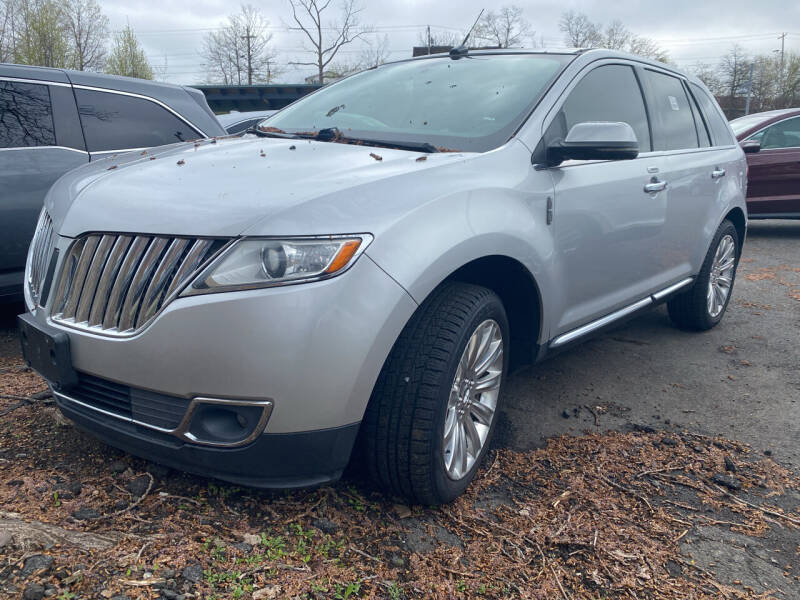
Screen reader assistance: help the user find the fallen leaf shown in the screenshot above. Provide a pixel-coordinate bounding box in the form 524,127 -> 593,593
369,152 -> 383,161
107,165 -> 117,170
253,585 -> 282,599
177,160 -> 185,166
416,155 -> 427,162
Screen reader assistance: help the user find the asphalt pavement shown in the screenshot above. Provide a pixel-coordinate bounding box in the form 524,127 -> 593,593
497,219 -> 800,473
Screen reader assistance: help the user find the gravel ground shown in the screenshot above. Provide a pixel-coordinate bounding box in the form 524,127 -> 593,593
0,219 -> 798,599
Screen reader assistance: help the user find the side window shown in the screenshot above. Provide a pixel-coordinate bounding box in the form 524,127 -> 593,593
643,70 -> 698,151
685,84 -> 711,147
0,81 -> 57,148
548,64 -> 651,152
689,83 -> 734,147
75,89 -> 201,152
750,116 -> 800,150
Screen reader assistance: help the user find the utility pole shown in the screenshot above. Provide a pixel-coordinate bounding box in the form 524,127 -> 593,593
242,30 -> 255,85
778,32 -> 786,106
745,62 -> 754,116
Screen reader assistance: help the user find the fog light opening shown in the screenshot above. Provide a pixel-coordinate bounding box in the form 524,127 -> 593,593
180,398 -> 272,447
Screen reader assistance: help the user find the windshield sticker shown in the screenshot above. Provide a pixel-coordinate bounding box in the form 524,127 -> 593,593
668,96 -> 680,111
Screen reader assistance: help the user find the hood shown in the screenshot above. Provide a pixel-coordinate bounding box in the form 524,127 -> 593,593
47,135 -> 480,239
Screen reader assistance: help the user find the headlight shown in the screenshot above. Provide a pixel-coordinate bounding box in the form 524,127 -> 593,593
182,234 -> 372,295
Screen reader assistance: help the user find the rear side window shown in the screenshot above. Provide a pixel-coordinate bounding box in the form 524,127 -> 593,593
748,116 -> 800,149
686,87 -> 711,147
75,89 -> 201,152
548,64 -> 651,152
689,83 -> 734,146
644,70 -> 699,151
0,81 -> 56,148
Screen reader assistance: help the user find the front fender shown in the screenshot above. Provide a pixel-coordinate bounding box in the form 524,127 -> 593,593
366,161 -> 556,343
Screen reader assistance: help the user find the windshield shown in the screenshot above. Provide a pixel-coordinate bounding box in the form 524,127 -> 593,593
263,54 -> 571,153
729,114 -> 775,136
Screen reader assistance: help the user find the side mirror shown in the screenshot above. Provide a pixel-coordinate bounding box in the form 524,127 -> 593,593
547,122 -> 639,164
741,139 -> 761,154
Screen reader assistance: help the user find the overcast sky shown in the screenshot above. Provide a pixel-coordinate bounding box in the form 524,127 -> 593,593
97,0 -> 800,85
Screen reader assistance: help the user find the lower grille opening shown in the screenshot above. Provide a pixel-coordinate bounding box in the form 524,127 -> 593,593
67,373 -> 191,431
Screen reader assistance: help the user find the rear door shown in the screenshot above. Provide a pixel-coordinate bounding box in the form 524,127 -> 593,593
743,115 -> 800,217
639,69 -> 728,279
0,73 -> 88,296
543,62 -> 670,335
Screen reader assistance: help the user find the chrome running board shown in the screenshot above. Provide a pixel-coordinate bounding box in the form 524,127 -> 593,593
550,277 -> 693,348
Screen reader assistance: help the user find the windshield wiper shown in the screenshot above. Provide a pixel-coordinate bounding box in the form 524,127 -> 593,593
250,126 -> 440,153
351,138 -> 440,153
246,126 -> 302,139
299,128 -> 440,153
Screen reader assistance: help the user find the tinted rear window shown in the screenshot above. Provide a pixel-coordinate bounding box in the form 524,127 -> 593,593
0,81 -> 56,148
691,83 -> 735,146
644,70 -> 698,151
75,89 -> 201,152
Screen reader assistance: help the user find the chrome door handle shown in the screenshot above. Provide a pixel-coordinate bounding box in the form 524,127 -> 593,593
711,168 -> 726,179
644,178 -> 667,193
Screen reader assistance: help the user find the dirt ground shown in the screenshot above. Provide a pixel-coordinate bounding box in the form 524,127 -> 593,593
0,220 -> 798,599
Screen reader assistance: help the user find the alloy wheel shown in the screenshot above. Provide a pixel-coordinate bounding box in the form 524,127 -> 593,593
707,234 -> 736,318
443,319 -> 504,480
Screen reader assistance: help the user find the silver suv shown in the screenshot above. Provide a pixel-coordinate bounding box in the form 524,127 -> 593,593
19,49 -> 747,504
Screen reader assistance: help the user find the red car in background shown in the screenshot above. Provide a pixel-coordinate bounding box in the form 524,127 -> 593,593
731,108 -> 800,219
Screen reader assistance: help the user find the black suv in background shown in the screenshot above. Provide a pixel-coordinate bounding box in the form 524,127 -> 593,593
0,63 -> 226,301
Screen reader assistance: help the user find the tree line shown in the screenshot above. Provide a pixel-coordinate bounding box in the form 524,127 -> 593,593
7,0 -> 797,117
0,0 -> 153,78
691,44 -> 800,117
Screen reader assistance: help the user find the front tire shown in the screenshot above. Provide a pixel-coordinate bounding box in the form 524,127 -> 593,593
668,219 -> 740,331
361,282 -> 509,505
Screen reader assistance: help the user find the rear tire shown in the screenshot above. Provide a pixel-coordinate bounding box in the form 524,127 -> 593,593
361,282 -> 509,505
668,219 -> 739,331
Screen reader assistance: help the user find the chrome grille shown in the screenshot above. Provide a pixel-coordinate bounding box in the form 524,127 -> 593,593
27,210 -> 55,306
51,234 -> 223,335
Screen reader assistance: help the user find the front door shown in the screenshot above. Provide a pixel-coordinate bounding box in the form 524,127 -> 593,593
543,63 -> 668,335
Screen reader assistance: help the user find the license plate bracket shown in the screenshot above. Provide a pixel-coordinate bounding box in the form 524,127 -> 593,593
18,313 -> 78,391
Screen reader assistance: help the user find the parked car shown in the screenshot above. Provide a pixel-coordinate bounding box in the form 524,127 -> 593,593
19,49 -> 746,504
0,63 -> 226,301
730,108 -> 800,219
217,110 -> 277,134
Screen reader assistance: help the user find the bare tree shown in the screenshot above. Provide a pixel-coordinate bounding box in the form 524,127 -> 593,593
559,10 -> 601,47
602,19 -> 630,50
690,62 -> 724,96
62,0 -> 108,71
202,5 -> 279,85
627,36 -> 669,62
559,11 -> 667,62
416,28 -> 460,49
105,24 -> 152,80
474,5 -> 530,48
719,44 -> 750,102
288,0 -> 370,84
0,0 -> 14,62
359,33 -> 389,68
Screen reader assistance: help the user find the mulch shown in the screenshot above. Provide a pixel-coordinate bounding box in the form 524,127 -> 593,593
1,359 -> 799,599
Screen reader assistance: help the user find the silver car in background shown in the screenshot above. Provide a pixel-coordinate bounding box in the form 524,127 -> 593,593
19,49 -> 747,504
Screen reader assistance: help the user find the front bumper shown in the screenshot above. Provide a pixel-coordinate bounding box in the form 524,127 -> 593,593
58,390 -> 360,488
24,252 -> 417,485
